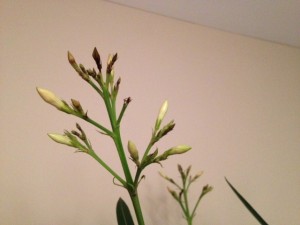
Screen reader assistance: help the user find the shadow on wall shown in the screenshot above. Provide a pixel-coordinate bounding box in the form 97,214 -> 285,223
143,180 -> 183,225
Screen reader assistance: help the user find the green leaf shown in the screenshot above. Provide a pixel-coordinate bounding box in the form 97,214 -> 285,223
225,177 -> 269,225
116,198 -> 135,225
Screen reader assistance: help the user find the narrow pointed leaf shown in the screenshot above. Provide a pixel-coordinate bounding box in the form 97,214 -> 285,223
225,177 -> 268,225
116,198 -> 135,225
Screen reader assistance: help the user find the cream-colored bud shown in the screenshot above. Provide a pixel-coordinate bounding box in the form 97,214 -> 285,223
127,140 -> 139,161
48,133 -> 73,146
168,145 -> 191,155
156,145 -> 191,162
155,100 -> 168,131
37,87 -> 72,113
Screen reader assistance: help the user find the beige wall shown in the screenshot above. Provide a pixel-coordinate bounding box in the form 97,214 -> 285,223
1,0 -> 300,224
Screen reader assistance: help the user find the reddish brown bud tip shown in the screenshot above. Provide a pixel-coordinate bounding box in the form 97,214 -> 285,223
92,47 -> 102,71
112,53 -> 118,64
124,97 -> 132,105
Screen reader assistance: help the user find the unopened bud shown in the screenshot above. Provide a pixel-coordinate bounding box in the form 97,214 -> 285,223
48,133 -> 73,146
186,165 -> 192,176
167,187 -> 179,201
92,47 -> 102,71
156,145 -> 191,161
191,171 -> 203,182
111,53 -> 118,64
127,140 -> 139,162
202,184 -> 213,195
79,64 -> 86,73
124,97 -> 132,105
156,120 -> 175,140
68,51 -> 76,65
168,145 -> 191,155
159,172 -> 175,184
106,53 -> 118,74
155,100 -> 168,131
71,99 -> 84,115
37,87 -> 72,114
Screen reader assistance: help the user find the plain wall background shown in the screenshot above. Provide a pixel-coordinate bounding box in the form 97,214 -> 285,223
1,1 -> 300,225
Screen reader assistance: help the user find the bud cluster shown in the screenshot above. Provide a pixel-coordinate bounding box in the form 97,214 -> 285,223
36,87 -> 88,119
67,48 -> 130,112
160,164 -> 213,224
37,48 -> 198,225
130,101 -> 191,174
48,123 -> 91,153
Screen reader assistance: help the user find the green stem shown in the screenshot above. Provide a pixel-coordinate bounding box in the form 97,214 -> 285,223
191,193 -> 204,219
183,179 -> 193,225
102,87 -> 115,129
84,117 -> 113,136
88,150 -> 126,187
141,137 -> 155,164
130,192 -> 145,225
113,128 -> 134,185
101,82 -> 145,225
117,101 -> 129,125
88,80 -> 103,98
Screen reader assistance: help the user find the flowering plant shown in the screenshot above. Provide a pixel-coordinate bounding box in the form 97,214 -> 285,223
37,48 -> 211,225
37,48 -> 269,225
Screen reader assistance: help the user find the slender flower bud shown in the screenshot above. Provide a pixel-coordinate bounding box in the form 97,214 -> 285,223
71,99 -> 84,115
155,120 -> 175,141
202,184 -> 213,195
193,171 -> 204,181
36,87 -> 72,114
186,165 -> 192,176
168,145 -> 191,155
48,133 -> 73,146
167,187 -> 179,201
155,145 -> 191,161
124,97 -> 132,105
159,172 -> 175,184
68,51 -> 76,65
107,53 -> 118,74
92,47 -> 102,72
155,100 -> 168,131
127,140 -> 139,162
79,64 -> 87,73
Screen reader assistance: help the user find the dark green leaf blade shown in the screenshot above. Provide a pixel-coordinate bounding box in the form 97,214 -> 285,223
225,177 -> 269,225
116,198 -> 135,225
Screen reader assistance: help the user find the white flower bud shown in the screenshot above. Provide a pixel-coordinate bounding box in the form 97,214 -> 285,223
127,140 -> 139,162
156,145 -> 191,162
155,100 -> 168,131
37,87 -> 72,114
168,145 -> 191,155
48,133 -> 73,146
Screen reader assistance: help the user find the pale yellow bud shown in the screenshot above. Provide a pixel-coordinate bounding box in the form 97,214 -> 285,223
168,145 -> 191,155
155,100 -> 168,131
127,140 -> 139,162
48,133 -> 73,146
36,87 -> 72,114
156,145 -> 191,162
